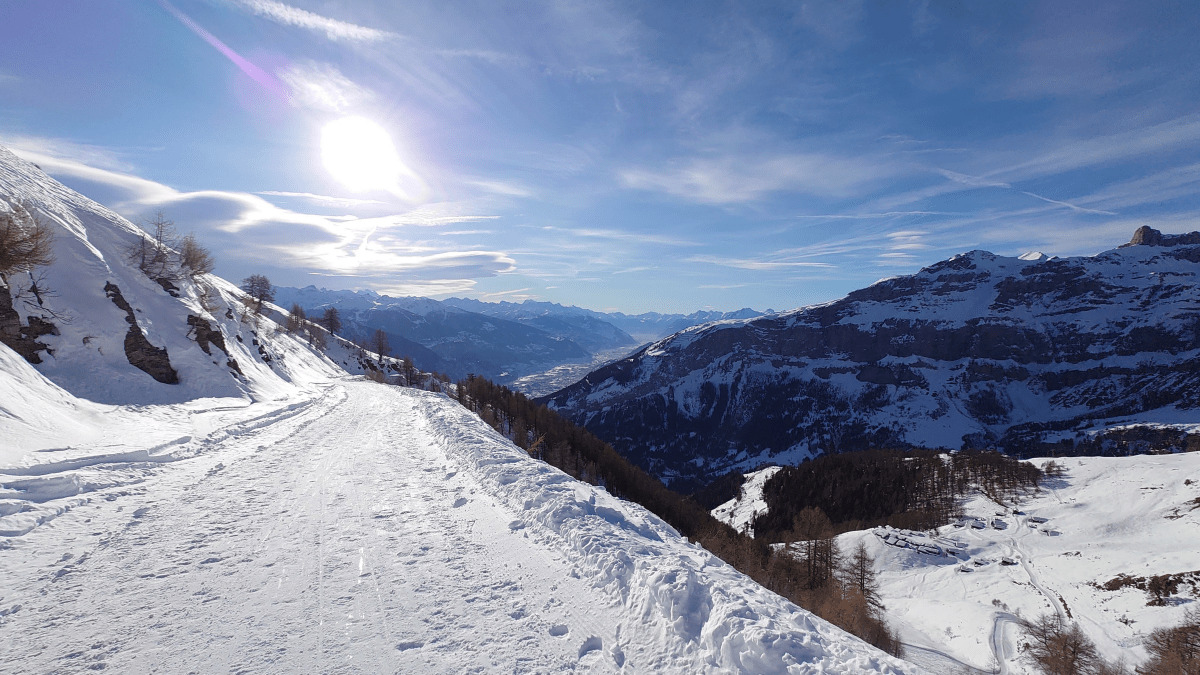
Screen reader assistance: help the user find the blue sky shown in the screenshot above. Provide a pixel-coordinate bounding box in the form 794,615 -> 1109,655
2,1 -> 1199,313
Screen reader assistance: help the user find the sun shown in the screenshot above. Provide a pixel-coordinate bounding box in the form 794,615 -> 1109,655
321,116 -> 403,193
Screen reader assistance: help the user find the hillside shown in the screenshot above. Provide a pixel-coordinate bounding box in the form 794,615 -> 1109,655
0,145 -> 920,672
544,236 -> 1200,488
714,453 -> 1200,673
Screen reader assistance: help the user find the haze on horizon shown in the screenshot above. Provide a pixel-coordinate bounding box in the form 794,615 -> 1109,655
1,0 -> 1198,314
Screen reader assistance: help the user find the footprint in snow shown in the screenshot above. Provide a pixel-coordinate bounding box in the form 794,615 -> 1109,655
578,636 -> 602,659
549,624 -> 569,637
452,497 -> 468,508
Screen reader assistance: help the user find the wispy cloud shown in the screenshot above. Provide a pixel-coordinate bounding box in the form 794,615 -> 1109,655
994,114 -> 1200,183
257,191 -> 387,207
9,141 -> 516,293
620,153 -> 898,204
793,210 -> 962,220
1067,163 -> 1200,212
1018,191 -> 1115,216
687,254 -> 836,271
1,135 -> 138,173
540,225 -> 698,248
226,0 -> 397,42
277,61 -> 374,112
996,4 -> 1136,100
463,179 -> 534,199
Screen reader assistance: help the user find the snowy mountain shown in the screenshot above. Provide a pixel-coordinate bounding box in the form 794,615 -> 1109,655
544,233 -> 1200,488
274,285 -> 622,385
713,453 -> 1200,674
273,286 -> 766,392
0,145 -> 921,672
444,296 -> 767,344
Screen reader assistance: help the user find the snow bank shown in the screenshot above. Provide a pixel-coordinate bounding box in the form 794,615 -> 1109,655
416,393 -> 920,674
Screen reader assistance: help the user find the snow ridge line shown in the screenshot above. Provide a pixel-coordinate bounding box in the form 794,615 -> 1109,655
412,391 -> 921,674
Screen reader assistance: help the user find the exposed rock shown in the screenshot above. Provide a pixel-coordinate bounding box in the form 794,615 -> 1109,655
0,282 -> 57,363
187,314 -> 244,376
104,282 -> 178,384
186,314 -> 227,356
1124,226 -> 1200,247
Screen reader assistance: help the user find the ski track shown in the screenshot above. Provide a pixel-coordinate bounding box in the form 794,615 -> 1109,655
3,381 -> 921,674
0,383 -> 624,673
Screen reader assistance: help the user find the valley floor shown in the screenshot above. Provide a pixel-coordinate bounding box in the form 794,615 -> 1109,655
0,380 -> 918,674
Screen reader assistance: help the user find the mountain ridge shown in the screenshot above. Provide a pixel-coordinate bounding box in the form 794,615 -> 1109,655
543,227 -> 1200,488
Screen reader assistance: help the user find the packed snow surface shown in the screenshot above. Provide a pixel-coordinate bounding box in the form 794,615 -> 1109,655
0,379 -> 919,673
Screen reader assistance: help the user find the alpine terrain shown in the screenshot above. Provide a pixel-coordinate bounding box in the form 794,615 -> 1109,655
544,237 -> 1200,488
0,145 -> 920,673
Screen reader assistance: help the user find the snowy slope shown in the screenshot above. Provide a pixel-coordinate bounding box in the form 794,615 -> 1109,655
0,380 -> 922,674
0,146 -> 346,406
850,451 -> 1200,674
708,452 -> 1200,674
711,465 -> 783,536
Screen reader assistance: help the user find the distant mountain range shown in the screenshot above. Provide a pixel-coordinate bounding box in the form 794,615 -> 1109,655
274,285 -> 765,388
543,228 -> 1200,489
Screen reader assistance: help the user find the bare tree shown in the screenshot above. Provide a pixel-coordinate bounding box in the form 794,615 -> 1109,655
240,274 -> 274,314
129,211 -> 180,284
0,203 -> 55,285
285,303 -> 306,334
320,306 -> 342,335
1139,607 -> 1200,675
842,540 -> 883,613
1021,613 -> 1101,675
369,328 -> 390,360
178,233 -> 215,277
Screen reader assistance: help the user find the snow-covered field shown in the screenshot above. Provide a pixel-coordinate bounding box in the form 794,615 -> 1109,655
715,454 -> 1200,674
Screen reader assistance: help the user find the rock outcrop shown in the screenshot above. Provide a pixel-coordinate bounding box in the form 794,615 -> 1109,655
104,282 -> 178,384
0,282 -> 57,363
1123,226 -> 1200,247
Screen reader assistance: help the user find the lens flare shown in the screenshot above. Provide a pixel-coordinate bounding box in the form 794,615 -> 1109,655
321,117 -> 403,192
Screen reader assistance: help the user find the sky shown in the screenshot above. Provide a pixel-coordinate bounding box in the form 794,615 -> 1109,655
2,1 -> 1200,314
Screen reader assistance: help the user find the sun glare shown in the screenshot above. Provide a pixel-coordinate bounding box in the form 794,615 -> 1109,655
321,116 -> 403,193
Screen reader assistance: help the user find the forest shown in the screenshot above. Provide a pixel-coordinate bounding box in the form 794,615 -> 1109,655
752,448 -> 1043,540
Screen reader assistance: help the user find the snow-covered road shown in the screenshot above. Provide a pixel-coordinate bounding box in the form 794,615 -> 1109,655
1,381 -> 919,674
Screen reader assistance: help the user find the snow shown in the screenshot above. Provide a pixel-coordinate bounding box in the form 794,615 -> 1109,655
711,465 -> 783,535
0,381 -> 921,674
841,452 -> 1200,674
0,144 -> 920,673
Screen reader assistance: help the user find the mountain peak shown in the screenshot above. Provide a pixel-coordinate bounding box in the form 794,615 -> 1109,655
1123,225 -> 1200,247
